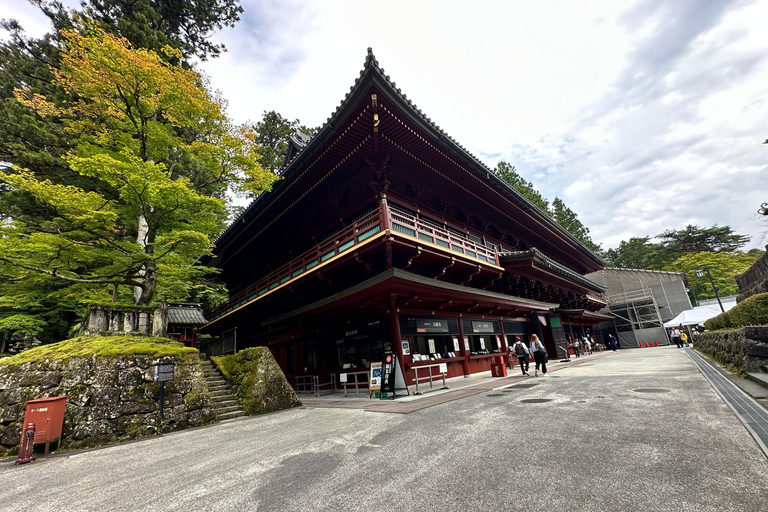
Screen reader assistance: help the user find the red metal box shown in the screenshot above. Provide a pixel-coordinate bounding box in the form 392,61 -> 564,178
23,396 -> 67,446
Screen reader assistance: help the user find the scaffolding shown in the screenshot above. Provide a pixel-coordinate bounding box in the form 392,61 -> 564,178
586,268 -> 692,348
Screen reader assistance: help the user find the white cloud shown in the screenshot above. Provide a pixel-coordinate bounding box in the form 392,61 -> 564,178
3,0 -> 767,251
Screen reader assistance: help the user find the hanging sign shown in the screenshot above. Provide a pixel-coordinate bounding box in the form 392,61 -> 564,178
428,338 -> 436,354
453,337 -> 460,352
369,362 -> 382,397
401,340 -> 411,356
464,337 -> 470,351
416,318 -> 450,333
479,337 -> 486,350
471,321 -> 495,333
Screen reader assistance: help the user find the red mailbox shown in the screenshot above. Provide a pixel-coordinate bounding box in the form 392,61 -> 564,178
22,396 -> 67,455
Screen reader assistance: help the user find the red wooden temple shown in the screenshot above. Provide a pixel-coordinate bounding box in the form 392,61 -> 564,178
199,49 -> 611,389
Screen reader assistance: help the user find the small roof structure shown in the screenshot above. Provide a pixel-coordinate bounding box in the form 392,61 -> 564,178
663,306 -> 722,327
168,303 -> 208,325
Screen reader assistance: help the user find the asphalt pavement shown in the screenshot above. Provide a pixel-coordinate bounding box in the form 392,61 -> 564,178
1,346 -> 767,511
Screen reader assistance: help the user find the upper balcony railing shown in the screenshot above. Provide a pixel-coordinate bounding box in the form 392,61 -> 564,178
388,207 -> 498,266
209,203 -> 500,321
210,208 -> 384,320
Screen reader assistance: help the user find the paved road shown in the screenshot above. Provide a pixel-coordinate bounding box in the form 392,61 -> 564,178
1,346 -> 767,511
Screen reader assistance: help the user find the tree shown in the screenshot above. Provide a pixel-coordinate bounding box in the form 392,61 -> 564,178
604,237 -> 669,270
665,250 -> 763,301
1,29 -> 273,306
33,0 -> 244,61
551,197 -> 600,252
251,111 -> 318,175
606,225 -> 752,270
493,161 -> 550,214
656,225 -> 750,256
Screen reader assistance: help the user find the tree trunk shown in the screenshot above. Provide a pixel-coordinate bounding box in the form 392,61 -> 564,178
0,331 -> 7,354
136,259 -> 157,306
134,213 -> 150,303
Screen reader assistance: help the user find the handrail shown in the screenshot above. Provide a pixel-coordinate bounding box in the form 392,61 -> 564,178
388,207 -> 498,266
411,363 -> 449,395
339,370 -> 370,396
313,374 -> 337,397
211,207 -> 384,319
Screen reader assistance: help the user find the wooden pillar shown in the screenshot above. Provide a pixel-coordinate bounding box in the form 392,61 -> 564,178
457,317 -> 471,378
388,294 -> 408,382
499,321 -> 510,368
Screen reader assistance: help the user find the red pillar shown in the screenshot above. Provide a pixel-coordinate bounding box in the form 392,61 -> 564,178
457,317 -> 470,378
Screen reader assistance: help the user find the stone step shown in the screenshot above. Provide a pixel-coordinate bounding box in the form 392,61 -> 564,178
218,410 -> 247,421
207,383 -> 228,390
746,372 -> 768,391
205,379 -> 227,386
212,399 -> 237,407
215,405 -> 242,414
208,389 -> 233,397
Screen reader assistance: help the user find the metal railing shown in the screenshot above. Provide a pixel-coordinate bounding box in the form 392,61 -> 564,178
411,363 -> 449,395
211,208 -> 384,319
389,207 -> 498,266
339,371 -> 370,396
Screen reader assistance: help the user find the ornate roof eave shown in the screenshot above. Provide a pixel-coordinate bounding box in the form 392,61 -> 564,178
500,248 -> 606,294
208,48 -> 605,269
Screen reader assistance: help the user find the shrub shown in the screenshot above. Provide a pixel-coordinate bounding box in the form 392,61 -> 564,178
704,292 -> 768,330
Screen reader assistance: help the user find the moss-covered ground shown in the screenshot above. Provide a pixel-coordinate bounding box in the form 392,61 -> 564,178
0,336 -> 196,367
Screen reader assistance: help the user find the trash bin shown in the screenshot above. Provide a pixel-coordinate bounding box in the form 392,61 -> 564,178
22,396 -> 67,455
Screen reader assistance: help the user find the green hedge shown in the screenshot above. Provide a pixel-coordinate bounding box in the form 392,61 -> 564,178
704,292 -> 768,331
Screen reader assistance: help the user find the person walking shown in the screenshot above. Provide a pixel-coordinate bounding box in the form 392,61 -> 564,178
671,328 -> 682,348
512,336 -> 530,376
608,333 -> 618,351
531,334 -> 549,376
583,335 -> 592,355
573,337 -> 581,358
680,330 -> 689,347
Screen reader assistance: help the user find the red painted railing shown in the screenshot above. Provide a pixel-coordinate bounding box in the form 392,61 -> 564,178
388,207 -> 498,265
210,208 -> 384,319
210,204 -> 500,321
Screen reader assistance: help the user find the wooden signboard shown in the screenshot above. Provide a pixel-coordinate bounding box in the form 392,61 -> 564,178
369,362 -> 382,398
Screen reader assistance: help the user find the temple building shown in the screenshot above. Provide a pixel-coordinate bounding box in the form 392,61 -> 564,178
199,49 -> 610,391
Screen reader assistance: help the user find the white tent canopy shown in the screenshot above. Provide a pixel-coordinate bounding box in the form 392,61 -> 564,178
663,306 -> 722,328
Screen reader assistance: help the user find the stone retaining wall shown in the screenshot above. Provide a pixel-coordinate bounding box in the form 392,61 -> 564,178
736,245 -> 768,302
694,326 -> 768,374
0,353 -> 216,457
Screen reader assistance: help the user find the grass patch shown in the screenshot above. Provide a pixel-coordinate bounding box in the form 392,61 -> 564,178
0,336 -> 196,367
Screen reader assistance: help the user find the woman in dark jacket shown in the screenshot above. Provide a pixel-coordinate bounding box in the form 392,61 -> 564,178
531,334 -> 548,377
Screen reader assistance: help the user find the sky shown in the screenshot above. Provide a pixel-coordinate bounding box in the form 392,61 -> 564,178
4,0 -> 768,251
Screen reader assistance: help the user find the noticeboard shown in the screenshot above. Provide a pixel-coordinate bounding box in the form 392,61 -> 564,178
153,363 -> 175,383
369,362 -> 382,393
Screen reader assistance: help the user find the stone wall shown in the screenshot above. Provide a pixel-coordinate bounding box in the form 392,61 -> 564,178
736,246 -> 768,302
211,347 -> 301,415
694,326 -> 768,374
0,352 -> 216,457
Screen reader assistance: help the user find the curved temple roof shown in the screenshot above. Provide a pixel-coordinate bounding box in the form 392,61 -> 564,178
209,49 -> 605,272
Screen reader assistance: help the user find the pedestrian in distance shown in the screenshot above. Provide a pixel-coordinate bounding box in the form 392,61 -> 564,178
671,328 -> 682,348
573,337 -> 580,358
608,333 -> 618,351
680,330 -> 689,347
512,336 -> 530,376
531,334 -> 548,376
583,335 -> 592,355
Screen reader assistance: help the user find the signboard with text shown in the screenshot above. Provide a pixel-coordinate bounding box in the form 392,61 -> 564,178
153,363 -> 175,383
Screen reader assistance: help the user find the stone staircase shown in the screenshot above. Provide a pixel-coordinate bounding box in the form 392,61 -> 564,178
199,359 -> 246,421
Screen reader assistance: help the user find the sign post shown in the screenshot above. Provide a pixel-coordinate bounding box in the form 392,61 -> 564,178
153,363 -> 175,418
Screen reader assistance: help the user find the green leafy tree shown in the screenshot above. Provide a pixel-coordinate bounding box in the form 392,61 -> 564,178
493,161 -> 550,214
32,0 -> 243,61
604,237 -> 669,269
607,225 -> 752,270
1,29 -> 273,306
665,250 -> 763,301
